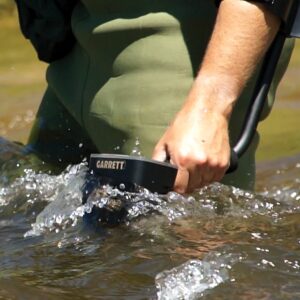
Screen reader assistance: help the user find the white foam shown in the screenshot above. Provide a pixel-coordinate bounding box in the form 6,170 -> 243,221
156,252 -> 240,300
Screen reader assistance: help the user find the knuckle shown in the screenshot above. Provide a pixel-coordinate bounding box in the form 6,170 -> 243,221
177,153 -> 190,166
192,153 -> 209,167
219,159 -> 230,170
208,157 -> 218,168
177,148 -> 208,167
210,157 -> 229,170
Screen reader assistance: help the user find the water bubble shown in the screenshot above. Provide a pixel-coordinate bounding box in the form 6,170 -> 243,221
131,137 -> 142,156
260,259 -> 275,268
291,192 -> 297,198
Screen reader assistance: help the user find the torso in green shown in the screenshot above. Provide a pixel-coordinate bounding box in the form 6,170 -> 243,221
47,0 -> 217,155
39,0 -> 294,189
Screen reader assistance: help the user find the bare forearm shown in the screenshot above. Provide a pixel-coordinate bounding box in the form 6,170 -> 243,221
152,0 -> 282,192
189,0 -> 280,118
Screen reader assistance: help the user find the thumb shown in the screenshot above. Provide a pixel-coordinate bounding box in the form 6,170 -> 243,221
152,144 -> 167,162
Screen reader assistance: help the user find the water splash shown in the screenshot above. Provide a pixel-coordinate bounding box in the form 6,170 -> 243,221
131,137 -> 142,156
156,251 -> 242,300
23,177 -> 300,239
22,163 -> 88,237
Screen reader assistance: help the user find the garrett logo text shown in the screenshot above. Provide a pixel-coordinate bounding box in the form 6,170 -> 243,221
96,160 -> 126,170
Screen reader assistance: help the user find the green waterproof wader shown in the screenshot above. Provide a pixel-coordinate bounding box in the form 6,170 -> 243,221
28,0 -> 294,190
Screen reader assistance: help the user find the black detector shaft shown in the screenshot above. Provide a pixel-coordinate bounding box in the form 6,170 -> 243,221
227,0 -> 300,173
227,32 -> 286,173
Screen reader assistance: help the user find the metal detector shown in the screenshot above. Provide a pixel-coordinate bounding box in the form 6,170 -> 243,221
87,1 -> 300,195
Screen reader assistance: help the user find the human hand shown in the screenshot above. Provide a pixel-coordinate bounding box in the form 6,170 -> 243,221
152,92 -> 231,194
151,0 -> 281,194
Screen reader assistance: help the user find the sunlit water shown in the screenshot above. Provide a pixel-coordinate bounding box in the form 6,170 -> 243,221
0,137 -> 299,299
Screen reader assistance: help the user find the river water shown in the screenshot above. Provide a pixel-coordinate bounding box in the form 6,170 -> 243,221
0,137 -> 299,300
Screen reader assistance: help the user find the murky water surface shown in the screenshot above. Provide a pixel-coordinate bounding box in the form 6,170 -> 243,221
0,138 -> 299,300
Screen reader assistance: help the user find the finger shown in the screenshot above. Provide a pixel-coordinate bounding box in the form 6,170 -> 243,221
201,168 -> 215,186
186,160 -> 208,191
212,159 -> 230,182
212,167 -> 227,183
173,168 -> 189,194
187,163 -> 219,191
202,160 -> 224,186
152,144 -> 167,162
